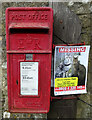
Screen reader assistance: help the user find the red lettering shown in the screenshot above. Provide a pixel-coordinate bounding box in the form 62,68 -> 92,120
59,47 -> 86,53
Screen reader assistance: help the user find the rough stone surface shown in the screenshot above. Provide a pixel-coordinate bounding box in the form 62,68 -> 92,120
0,1 -> 2,119
67,2 -> 91,14
67,2 -> 91,119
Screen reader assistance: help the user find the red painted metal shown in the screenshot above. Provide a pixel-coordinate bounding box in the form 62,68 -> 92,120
50,95 -> 80,101
9,23 -> 50,29
6,7 -> 53,113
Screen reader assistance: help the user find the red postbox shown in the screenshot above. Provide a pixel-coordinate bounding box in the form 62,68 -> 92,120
6,7 -> 53,113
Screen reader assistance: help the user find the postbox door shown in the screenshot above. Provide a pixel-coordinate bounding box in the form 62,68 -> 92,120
9,53 -> 51,113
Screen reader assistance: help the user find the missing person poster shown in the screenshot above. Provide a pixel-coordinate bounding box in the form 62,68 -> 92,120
54,46 -> 90,96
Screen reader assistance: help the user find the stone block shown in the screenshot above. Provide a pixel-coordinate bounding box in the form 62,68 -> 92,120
67,2 -> 91,14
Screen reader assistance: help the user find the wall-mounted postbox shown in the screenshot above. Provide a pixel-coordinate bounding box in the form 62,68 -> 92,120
6,7 -> 53,113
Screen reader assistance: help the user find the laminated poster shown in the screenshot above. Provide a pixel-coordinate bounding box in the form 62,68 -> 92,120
54,46 -> 90,96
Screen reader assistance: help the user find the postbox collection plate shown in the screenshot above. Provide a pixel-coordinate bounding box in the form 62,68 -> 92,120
20,61 -> 38,96
6,7 -> 53,113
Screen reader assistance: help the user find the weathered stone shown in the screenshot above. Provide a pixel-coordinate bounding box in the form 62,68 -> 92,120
81,34 -> 90,44
0,36 -> 2,41
67,2 -> 91,14
3,111 -> 10,118
76,93 -> 91,118
2,62 -> 7,69
81,27 -> 91,35
79,14 -> 91,28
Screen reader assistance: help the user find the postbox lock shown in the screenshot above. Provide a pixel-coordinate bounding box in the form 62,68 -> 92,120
26,54 -> 33,60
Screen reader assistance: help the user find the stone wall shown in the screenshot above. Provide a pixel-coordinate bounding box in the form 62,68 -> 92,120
0,1 -> 92,119
67,2 -> 91,118
0,1 -> 2,118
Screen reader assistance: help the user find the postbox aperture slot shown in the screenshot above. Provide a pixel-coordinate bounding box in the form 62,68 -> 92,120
10,28 -> 49,34
9,22 -> 49,34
